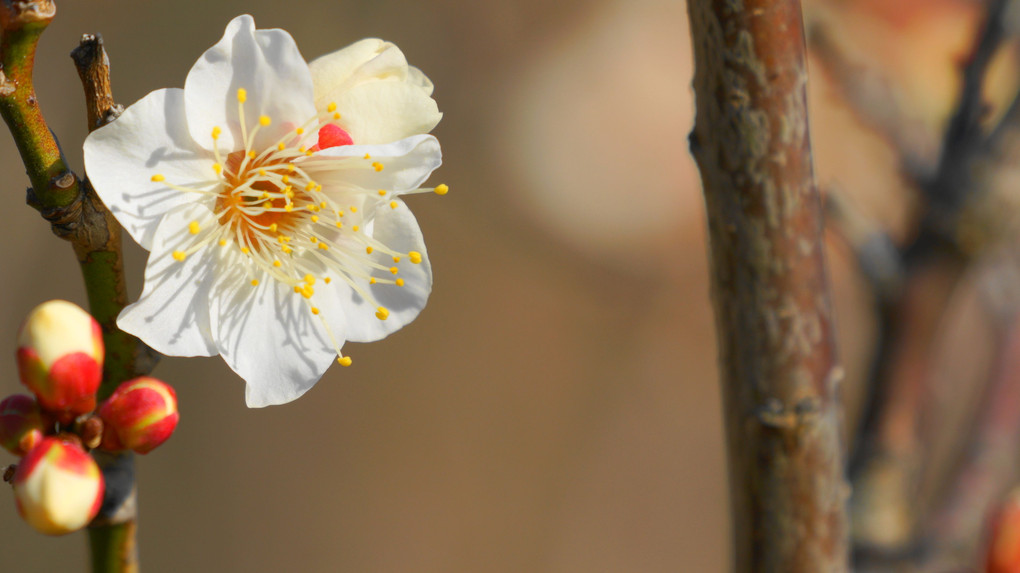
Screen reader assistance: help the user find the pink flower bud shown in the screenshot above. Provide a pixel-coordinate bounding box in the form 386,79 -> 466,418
988,488 -> 1020,573
98,377 -> 178,454
0,394 -> 46,456
16,300 -> 104,418
12,438 -> 104,535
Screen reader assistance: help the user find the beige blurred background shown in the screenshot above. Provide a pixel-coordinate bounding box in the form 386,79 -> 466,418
0,0 -> 991,571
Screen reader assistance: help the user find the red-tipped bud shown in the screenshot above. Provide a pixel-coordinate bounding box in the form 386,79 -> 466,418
98,377 -> 178,454
0,394 -> 46,456
16,300 -> 104,418
12,438 -> 104,535
988,488 -> 1020,573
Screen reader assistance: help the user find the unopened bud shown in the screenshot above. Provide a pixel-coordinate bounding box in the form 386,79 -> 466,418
16,300 -> 104,418
0,394 -> 45,456
98,377 -> 178,454
12,438 -> 104,535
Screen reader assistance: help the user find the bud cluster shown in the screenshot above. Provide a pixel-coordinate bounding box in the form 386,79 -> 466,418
1,300 -> 180,535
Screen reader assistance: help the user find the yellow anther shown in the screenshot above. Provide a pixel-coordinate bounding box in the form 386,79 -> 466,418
378,189 -> 386,196
338,356 -> 352,367
434,184 -> 449,195
287,163 -> 296,172
319,201 -> 327,208
311,215 -> 319,223
318,242 -> 329,250
296,128 -> 305,135
241,247 -> 250,255
324,277 -> 332,284
260,192 -> 270,199
151,174 -> 165,182
278,143 -> 286,151
268,223 -> 278,232
299,146 -> 307,153
337,210 -> 344,217
236,88 -> 247,103
282,245 -> 292,254
309,237 -> 318,244
352,225 -> 360,232
213,163 -> 223,174
366,246 -> 374,254
305,150 -> 314,156
247,151 -> 256,159
375,307 -> 389,320
301,285 -> 314,299
285,187 -> 295,198
372,162 -> 384,172
333,112 -> 341,120
281,175 -> 290,183
188,221 -> 201,235
218,239 -> 228,247
311,307 -> 320,315
304,274 -> 315,285
335,222 -> 343,228
408,251 -> 423,264
393,256 -> 401,263
327,102 -> 337,112
389,267 -> 399,275
370,277 -> 377,285
390,201 -> 398,209
250,279 -> 259,287
211,126 -> 222,139
350,206 -> 358,213
305,181 -> 316,191
258,169 -> 266,176
172,251 -> 187,262
273,260 -> 282,268
285,204 -> 293,212
294,286 -> 301,294
259,115 -> 271,126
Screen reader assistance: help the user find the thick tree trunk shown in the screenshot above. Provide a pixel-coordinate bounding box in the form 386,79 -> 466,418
685,1 -> 850,571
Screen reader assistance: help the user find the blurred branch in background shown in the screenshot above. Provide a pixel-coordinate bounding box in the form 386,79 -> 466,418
686,0 -> 849,570
813,0 -> 1020,568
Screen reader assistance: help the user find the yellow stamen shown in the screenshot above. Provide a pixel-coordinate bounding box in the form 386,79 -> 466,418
188,221 -> 201,235
151,174 -> 165,182
338,356 -> 352,367
172,251 -> 186,262
259,115 -> 271,126
375,307 -> 389,320
435,184 -> 449,195
408,251 -> 423,264
236,88 -> 247,103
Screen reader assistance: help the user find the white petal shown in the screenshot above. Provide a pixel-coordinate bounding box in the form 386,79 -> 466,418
208,255 -> 341,407
312,134 -> 442,193
330,200 -> 431,343
185,15 -> 317,151
333,80 -> 442,144
84,88 -> 213,250
308,39 -> 397,99
117,203 -> 219,357
310,39 -> 441,143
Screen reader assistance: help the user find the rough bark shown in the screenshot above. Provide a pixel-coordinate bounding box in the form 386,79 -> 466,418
685,0 -> 849,570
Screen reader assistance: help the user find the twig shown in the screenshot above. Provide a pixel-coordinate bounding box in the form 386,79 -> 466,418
70,33 -> 143,573
685,1 -> 849,570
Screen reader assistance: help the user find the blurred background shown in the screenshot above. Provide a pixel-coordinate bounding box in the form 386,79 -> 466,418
0,0 -> 1007,570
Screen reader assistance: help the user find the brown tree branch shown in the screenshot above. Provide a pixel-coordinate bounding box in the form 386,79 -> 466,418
685,1 -> 849,570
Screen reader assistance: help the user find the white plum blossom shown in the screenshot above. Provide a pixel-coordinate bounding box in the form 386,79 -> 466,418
83,15 -> 446,407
